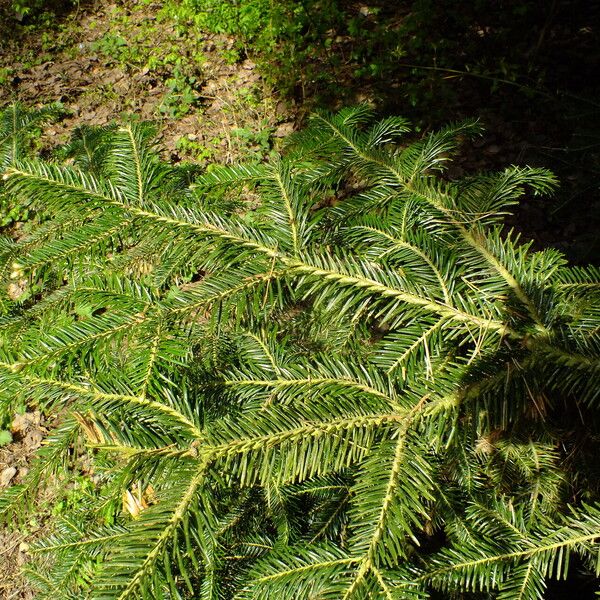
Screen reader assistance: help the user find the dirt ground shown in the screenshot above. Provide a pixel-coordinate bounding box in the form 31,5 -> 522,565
0,412 -> 47,599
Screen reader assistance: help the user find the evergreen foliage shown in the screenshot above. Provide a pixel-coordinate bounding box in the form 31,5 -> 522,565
0,103 -> 599,598
0,102 -> 62,227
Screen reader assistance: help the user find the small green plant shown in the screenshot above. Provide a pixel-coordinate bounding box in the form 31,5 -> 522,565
178,0 -> 272,39
91,33 -> 129,63
0,105 -> 598,598
51,475 -> 96,517
230,121 -> 273,160
0,67 -> 12,86
175,134 -> 218,163
159,69 -> 201,118
10,0 -> 76,20
11,0 -> 44,18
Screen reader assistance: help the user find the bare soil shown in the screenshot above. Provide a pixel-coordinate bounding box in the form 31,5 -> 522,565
0,412 -> 47,599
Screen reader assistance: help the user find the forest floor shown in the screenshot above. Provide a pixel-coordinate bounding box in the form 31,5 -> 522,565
0,0 -> 598,596
0,1 -> 297,165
